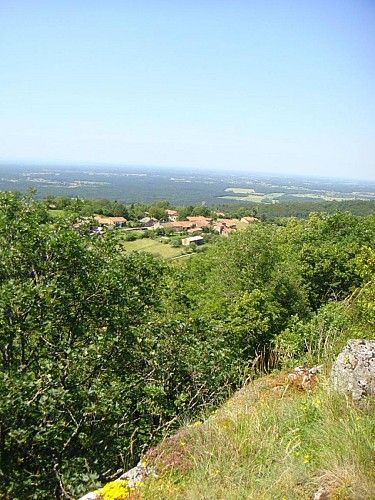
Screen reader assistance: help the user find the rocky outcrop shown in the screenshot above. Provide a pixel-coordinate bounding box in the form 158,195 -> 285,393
78,461 -> 155,500
118,461 -> 156,487
331,339 -> 375,400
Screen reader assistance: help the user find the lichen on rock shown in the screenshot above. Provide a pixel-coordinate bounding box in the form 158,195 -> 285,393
331,339 -> 375,400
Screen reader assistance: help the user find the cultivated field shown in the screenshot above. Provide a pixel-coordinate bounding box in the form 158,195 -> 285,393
120,237 -> 186,259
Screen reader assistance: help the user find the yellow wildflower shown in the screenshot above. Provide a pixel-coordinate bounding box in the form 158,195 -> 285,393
99,479 -> 130,500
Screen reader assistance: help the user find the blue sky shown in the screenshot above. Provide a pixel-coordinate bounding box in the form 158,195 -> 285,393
1,0 -> 374,179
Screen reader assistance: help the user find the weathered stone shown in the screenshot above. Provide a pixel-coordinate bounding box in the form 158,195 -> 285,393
78,461 -> 156,500
286,365 -> 322,392
79,492 -> 100,500
331,339 -> 375,400
119,460 -> 156,487
313,485 -> 330,499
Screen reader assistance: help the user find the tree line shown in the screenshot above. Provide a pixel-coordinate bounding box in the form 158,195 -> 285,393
45,194 -> 375,221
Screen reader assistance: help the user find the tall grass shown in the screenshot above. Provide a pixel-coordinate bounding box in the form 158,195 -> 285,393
142,373 -> 375,499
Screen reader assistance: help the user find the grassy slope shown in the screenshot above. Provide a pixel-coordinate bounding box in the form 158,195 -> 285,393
142,371 -> 375,500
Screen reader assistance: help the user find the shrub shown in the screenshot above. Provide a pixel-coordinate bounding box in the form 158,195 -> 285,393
124,232 -> 137,241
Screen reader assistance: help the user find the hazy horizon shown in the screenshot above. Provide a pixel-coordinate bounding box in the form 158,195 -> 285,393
1,1 -> 374,180
1,160 -> 374,184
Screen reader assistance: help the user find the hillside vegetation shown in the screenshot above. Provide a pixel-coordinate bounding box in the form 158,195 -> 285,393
141,371 -> 375,499
0,192 -> 374,499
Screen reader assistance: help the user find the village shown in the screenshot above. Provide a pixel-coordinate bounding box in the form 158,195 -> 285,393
90,209 -> 259,247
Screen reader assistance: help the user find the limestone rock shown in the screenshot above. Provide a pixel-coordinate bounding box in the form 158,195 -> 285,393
79,492 -> 100,500
78,461 -> 156,500
119,460 -> 156,487
313,485 -> 330,499
331,339 -> 375,400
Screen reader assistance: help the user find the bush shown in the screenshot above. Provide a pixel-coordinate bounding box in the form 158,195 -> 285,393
170,238 -> 182,248
124,231 -> 137,241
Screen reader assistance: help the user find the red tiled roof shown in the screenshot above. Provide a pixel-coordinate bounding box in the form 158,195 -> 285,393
161,221 -> 192,228
187,216 -> 213,222
194,220 -> 210,228
94,216 -> 126,224
109,217 -> 127,222
219,219 -> 238,227
241,216 -> 259,223
94,216 -> 113,225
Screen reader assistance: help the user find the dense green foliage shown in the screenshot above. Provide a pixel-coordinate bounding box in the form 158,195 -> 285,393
0,192 -> 374,498
46,194 -> 375,222
217,199 -> 375,219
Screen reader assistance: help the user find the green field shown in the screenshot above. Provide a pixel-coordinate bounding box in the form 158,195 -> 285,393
48,209 -> 66,218
221,188 -> 284,203
221,195 -> 267,202
121,237 -> 186,259
224,188 -> 256,194
221,186 -> 375,203
291,193 -> 352,201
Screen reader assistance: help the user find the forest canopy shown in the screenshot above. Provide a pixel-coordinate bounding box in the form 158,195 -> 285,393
0,191 -> 374,498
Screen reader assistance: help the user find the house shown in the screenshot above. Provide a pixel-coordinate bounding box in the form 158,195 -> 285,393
220,226 -> 236,237
139,217 -> 157,227
165,209 -> 178,221
181,235 -> 204,246
218,219 -> 238,229
241,216 -> 259,223
194,220 -> 211,229
187,227 -> 203,235
93,216 -> 126,228
153,221 -> 192,232
186,216 -> 213,224
213,222 -> 237,237
109,217 -> 127,227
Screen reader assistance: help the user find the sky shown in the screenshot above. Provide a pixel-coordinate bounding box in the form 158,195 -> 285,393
0,0 -> 374,180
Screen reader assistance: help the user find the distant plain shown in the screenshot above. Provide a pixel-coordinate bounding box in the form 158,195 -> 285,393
0,164 -> 374,206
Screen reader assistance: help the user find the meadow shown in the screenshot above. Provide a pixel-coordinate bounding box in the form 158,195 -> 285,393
120,236 -> 185,259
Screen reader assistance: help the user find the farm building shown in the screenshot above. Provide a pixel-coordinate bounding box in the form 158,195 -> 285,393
181,235 -> 204,246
